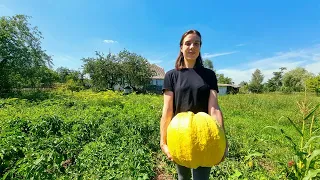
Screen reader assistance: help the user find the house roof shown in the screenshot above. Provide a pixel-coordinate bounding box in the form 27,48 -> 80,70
150,64 -> 165,79
218,83 -> 240,88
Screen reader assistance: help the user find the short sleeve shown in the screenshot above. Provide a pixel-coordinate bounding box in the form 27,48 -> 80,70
162,70 -> 174,94
207,69 -> 219,93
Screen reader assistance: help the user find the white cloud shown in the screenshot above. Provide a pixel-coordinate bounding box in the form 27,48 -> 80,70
218,44 -> 320,85
103,40 -> 118,43
203,51 -> 238,59
249,51 -> 307,69
147,53 -> 168,65
0,5 -> 14,16
217,68 -> 255,84
149,60 -> 163,64
305,61 -> 320,75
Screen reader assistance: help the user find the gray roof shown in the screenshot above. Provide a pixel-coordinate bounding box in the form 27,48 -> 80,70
150,64 -> 165,79
218,83 -> 240,88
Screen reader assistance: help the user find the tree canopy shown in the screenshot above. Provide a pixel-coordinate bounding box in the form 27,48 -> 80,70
82,50 -> 155,91
0,15 -> 53,91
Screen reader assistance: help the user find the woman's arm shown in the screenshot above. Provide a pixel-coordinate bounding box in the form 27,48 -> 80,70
208,89 -> 224,130
208,89 -> 228,162
160,90 -> 174,161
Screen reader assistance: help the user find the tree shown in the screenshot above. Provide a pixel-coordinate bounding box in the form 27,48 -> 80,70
305,74 -> 320,95
56,67 -> 83,84
56,67 -> 72,83
203,59 -> 214,70
0,15 -> 52,92
37,66 -> 59,88
239,81 -> 248,87
82,49 -> 155,91
239,81 -> 249,94
82,52 -> 121,90
282,67 -> 314,92
118,49 -> 155,90
248,69 -> 264,93
265,67 -> 287,92
217,74 -> 233,84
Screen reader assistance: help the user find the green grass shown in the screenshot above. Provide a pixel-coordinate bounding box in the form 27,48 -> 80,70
215,93 -> 320,179
0,90 -> 319,179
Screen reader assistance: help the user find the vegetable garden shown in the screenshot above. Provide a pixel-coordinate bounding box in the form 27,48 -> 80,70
1,90 -> 319,179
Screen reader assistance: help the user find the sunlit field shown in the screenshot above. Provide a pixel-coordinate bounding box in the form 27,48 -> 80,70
1,90 -> 319,179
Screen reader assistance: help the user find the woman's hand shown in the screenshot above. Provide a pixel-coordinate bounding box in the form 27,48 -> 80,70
219,140 -> 229,163
161,144 -> 173,161
160,90 -> 174,161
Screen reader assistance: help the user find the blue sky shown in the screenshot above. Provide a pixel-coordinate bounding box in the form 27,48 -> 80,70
1,0 -> 320,84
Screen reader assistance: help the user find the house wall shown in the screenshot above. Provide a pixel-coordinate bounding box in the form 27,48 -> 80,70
218,86 -> 227,96
151,79 -> 164,86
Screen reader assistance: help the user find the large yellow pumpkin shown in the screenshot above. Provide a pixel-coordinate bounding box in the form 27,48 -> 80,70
167,111 -> 226,168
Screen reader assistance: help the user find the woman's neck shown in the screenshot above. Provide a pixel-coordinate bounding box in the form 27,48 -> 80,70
184,59 -> 196,68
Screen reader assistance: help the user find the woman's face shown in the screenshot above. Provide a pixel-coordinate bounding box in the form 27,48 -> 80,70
180,33 -> 201,61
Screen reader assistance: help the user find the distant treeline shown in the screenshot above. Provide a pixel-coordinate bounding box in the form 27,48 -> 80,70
1,15 -> 319,95
0,15 -> 156,93
237,67 -> 320,94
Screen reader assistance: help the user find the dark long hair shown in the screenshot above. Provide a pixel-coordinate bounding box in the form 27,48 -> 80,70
175,30 -> 204,70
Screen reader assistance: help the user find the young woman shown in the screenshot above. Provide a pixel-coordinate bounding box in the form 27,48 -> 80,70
160,29 -> 228,180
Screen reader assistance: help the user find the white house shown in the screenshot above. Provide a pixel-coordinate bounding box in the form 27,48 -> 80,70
218,83 -> 240,95
150,64 -> 165,87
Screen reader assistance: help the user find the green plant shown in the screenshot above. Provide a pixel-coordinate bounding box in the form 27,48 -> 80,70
1,90 -> 318,179
263,91 -> 320,179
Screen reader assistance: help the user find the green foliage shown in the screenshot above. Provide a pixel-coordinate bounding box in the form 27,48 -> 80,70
262,96 -> 320,179
37,66 -> 59,88
0,15 -> 53,92
249,69 -> 264,93
82,52 -> 122,90
82,50 -> 155,91
0,90 -> 161,179
305,74 -> 320,95
238,81 -> 249,94
118,49 -> 156,89
282,67 -> 314,92
1,90 -> 319,179
55,67 -> 85,92
65,79 -> 83,92
265,67 -> 287,92
56,67 -> 82,84
203,59 -> 214,70
217,74 -> 233,84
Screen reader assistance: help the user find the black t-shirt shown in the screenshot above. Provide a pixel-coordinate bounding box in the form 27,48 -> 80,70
162,67 -> 219,116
